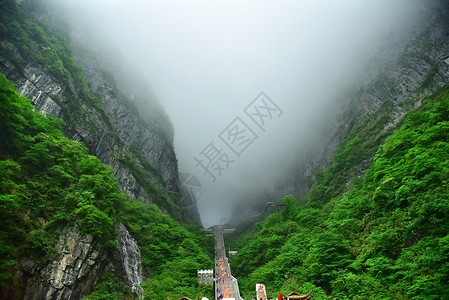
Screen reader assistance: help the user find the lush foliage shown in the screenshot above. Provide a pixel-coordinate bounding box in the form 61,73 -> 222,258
82,272 -> 134,300
0,72 -> 120,278
0,74 -> 213,299
0,0 -> 181,218
229,85 -> 449,299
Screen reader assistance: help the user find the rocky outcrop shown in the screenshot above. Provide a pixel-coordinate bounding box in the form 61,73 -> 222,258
2,227 -> 107,300
0,58 -> 62,117
71,49 -> 179,197
2,224 -> 147,300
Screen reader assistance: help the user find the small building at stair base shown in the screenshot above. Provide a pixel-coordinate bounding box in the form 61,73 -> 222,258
197,269 -> 214,285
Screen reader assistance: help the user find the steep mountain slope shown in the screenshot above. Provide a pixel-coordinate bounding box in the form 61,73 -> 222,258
288,2 -> 449,201
0,0 -> 210,299
0,0 -> 201,221
228,3 -> 449,299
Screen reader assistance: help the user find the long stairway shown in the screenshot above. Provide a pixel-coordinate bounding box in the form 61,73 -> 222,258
214,226 -> 241,300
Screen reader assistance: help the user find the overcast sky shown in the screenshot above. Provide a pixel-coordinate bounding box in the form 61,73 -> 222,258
53,0 -> 423,227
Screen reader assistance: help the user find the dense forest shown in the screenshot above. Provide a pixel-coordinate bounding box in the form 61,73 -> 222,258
0,73 -> 214,299
229,84 -> 449,299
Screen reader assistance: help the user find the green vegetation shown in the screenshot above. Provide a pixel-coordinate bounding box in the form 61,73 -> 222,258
308,89 -> 397,205
118,200 -> 214,300
3,0 -> 448,299
0,74 -> 213,299
0,71 -> 118,277
0,0 -> 112,127
419,65 -> 439,91
0,0 -> 180,218
82,273 -> 134,300
1,0 -> 175,148
119,146 -> 182,220
229,85 -> 449,299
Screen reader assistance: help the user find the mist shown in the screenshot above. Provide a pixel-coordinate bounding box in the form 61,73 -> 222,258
49,0 -> 424,227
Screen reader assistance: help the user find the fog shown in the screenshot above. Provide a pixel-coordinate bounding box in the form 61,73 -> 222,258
51,0 -> 424,227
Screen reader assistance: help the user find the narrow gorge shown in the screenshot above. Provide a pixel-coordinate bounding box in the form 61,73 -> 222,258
1,0 -> 449,299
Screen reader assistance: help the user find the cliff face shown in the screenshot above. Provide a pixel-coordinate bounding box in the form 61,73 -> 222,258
287,3 -> 449,199
0,43 -> 182,218
2,223 -> 144,300
0,0 -> 205,221
70,49 -> 179,198
12,228 -> 107,300
0,1 -> 200,299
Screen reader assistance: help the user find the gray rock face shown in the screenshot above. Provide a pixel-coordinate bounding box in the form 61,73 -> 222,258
17,67 -> 63,117
3,224 -> 146,300
74,54 -> 178,194
9,228 -> 107,300
0,55 -> 60,115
